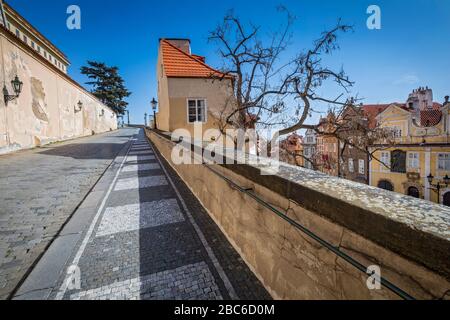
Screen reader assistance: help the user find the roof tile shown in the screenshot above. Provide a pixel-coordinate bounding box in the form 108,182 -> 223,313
161,40 -> 230,79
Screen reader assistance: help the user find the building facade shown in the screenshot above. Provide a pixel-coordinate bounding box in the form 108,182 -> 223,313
302,129 -> 317,170
0,2 -> 117,155
156,39 -> 235,138
2,1 -> 69,73
369,88 -> 450,206
316,113 -> 340,176
338,105 -> 371,184
279,133 -> 304,167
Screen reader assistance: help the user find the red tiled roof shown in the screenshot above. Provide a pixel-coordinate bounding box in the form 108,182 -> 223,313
160,40 -> 231,79
420,109 -> 442,127
362,102 -> 444,128
362,104 -> 391,129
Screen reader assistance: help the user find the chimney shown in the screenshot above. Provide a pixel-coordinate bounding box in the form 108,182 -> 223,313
164,39 -> 191,55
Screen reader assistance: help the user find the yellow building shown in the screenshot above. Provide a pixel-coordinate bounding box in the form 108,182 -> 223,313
369,88 -> 450,206
156,39 -> 235,137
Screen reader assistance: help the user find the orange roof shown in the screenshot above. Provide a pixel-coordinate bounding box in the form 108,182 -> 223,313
362,104 -> 391,129
160,40 -> 231,79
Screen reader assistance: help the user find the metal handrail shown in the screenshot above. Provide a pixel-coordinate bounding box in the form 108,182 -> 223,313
204,164 -> 416,300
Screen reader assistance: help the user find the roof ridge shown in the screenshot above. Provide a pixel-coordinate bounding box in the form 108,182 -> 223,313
161,39 -> 229,78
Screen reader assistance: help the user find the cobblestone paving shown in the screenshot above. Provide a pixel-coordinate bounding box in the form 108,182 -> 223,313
50,129 -> 271,300
0,129 -> 135,300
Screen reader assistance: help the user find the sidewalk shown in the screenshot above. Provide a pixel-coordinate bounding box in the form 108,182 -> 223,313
14,129 -> 271,300
0,128 -> 136,300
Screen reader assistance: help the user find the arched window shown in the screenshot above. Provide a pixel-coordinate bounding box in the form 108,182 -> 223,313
407,187 -> 420,199
443,192 -> 450,207
378,180 -> 394,192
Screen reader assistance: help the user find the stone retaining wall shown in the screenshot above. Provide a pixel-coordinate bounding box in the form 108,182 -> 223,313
146,129 -> 450,300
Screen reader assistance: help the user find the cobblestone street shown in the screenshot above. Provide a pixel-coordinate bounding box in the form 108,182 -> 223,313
9,128 -> 270,300
0,129 -> 134,299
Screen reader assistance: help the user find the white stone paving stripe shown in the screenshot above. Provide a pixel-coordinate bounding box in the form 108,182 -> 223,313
69,262 -> 222,300
126,155 -> 156,162
55,133 -> 135,300
129,150 -> 154,155
151,141 -> 239,300
121,163 -> 160,172
95,199 -> 185,237
114,176 -> 168,191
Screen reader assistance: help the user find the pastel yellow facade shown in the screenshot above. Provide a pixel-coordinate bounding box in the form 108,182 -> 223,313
156,39 -> 235,138
369,103 -> 450,205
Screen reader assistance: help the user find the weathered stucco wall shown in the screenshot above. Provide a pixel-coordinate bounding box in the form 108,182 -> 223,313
147,129 -> 450,300
0,29 -> 117,155
157,76 -> 235,136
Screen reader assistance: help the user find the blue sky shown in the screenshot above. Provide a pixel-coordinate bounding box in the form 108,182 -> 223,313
7,0 -> 450,125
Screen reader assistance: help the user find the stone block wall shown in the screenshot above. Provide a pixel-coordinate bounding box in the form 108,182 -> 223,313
146,129 -> 450,300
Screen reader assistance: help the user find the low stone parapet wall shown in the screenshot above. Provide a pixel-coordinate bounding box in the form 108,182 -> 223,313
146,129 -> 450,300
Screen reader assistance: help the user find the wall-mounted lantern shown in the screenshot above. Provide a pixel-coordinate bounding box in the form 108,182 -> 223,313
427,174 -> 450,204
99,109 -> 105,117
3,75 -> 23,106
74,101 -> 83,113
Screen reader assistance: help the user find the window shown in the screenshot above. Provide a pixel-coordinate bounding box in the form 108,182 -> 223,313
37,46 -> 41,53
380,152 -> 390,171
15,29 -> 20,37
408,187 -> 420,199
187,99 -> 207,123
348,159 -> 354,173
378,180 -> 394,192
23,34 -> 27,44
444,192 -> 450,207
7,22 -> 10,30
31,41 -> 35,49
359,159 -> 365,175
387,126 -> 402,138
438,154 -> 450,171
391,150 -> 407,173
408,152 -> 420,169
44,51 -> 47,58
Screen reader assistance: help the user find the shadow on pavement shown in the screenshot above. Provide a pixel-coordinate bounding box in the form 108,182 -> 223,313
38,143 -> 126,160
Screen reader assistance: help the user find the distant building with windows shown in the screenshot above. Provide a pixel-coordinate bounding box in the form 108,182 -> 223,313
279,133 -> 304,167
316,113 -> 340,177
2,1 -> 69,73
156,38 -> 235,137
302,129 -> 317,170
369,88 -> 450,206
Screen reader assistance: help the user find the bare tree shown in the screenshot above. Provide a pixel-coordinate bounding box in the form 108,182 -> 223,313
209,8 -> 353,136
209,9 -> 396,170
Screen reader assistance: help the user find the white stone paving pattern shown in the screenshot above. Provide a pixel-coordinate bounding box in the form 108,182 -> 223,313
69,262 -> 222,300
126,155 -> 156,162
96,199 -> 185,237
121,163 -> 161,172
114,176 -> 168,191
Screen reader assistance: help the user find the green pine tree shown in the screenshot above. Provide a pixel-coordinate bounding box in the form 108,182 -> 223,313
81,61 -> 131,115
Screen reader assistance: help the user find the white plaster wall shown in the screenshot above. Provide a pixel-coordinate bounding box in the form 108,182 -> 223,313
0,31 -> 117,154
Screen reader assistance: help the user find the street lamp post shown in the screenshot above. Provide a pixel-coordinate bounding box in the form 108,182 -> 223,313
427,174 -> 450,204
151,98 -> 158,130
127,110 -> 130,126
144,113 -> 148,127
